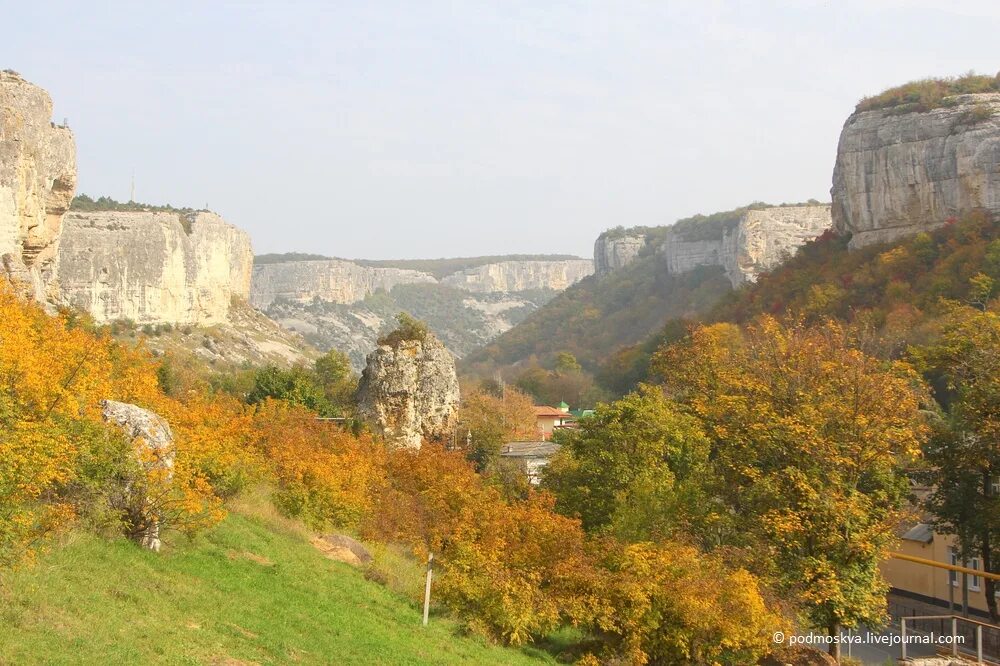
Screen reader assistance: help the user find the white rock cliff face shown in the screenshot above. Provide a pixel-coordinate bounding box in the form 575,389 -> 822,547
662,205 -> 832,286
594,235 -> 646,276
0,71 -> 76,300
832,93 -> 1000,249
730,205 -> 832,284
441,259 -> 593,292
251,260 -> 436,308
57,210 -> 253,324
356,333 -> 460,450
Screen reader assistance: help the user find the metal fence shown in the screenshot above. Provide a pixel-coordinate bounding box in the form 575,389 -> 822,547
889,598 -> 1000,662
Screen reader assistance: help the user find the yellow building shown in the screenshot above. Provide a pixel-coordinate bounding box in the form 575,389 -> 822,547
882,521 -> 992,616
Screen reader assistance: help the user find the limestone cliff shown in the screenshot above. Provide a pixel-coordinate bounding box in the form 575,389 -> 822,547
730,205 -> 832,284
356,332 -> 460,450
250,257 -> 592,369
57,210 -> 253,324
832,92 -> 1000,249
662,204 -> 831,286
440,259 -> 593,292
0,71 -> 76,300
251,260 -> 436,309
594,235 -> 646,276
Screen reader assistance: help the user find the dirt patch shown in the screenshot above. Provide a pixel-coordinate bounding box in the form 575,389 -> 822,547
225,550 -> 274,567
208,658 -> 259,666
311,534 -> 372,566
227,623 -> 259,640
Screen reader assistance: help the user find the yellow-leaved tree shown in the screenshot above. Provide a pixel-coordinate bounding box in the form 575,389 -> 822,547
654,316 -> 927,649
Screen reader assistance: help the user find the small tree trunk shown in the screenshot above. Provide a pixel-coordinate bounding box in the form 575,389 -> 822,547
829,623 -> 841,660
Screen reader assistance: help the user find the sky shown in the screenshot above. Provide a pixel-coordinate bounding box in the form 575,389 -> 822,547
5,1 -> 1000,260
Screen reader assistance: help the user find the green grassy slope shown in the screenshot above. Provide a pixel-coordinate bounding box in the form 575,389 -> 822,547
0,503 -> 554,665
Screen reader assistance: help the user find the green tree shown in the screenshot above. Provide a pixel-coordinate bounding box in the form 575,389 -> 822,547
314,350 -> 358,416
543,385 -> 714,541
247,366 -> 331,416
914,305 -> 1000,621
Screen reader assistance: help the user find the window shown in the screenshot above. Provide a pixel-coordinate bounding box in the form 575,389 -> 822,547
950,549 -> 981,591
970,557 -> 982,592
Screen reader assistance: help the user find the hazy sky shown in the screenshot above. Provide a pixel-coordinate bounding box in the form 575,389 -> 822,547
6,1 -> 1000,259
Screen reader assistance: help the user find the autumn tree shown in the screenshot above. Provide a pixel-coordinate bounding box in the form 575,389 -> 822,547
456,384 -> 536,472
655,317 -> 927,647
544,385 -> 715,542
914,304 -> 1000,620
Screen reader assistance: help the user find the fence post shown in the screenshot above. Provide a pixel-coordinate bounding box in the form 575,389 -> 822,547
901,618 -> 907,661
422,552 -> 433,627
953,617 -> 960,657
978,624 -> 983,664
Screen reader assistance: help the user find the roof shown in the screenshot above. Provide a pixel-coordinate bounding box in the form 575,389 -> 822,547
501,441 -> 561,458
900,522 -> 934,544
534,406 -> 573,418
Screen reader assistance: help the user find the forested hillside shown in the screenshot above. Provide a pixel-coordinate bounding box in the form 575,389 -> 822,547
462,248 -> 731,375
605,211 -> 1000,391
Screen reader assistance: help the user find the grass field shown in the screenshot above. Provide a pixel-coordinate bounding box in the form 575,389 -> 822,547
0,497 -> 557,665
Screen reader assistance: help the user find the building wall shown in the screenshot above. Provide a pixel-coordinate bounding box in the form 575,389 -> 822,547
881,532 -> 992,614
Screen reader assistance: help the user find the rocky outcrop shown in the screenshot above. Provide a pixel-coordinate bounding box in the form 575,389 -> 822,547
57,210 -> 253,324
441,259 -> 593,293
356,332 -> 460,449
0,71 -> 76,300
663,204 -> 832,286
832,93 -> 1000,249
101,400 -> 175,552
730,205 -> 832,284
251,259 -> 435,309
594,235 -> 646,276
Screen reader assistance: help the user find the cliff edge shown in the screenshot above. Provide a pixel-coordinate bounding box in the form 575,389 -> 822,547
832,88 -> 1000,249
0,71 -> 76,300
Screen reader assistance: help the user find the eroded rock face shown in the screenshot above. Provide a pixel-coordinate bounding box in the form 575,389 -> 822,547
832,93 -> 1000,249
101,400 -> 175,552
356,333 -> 460,450
594,235 -> 646,276
0,71 -> 76,300
731,205 -> 832,284
441,259 -> 593,293
57,210 -> 253,324
251,260 -> 436,309
663,205 -> 831,286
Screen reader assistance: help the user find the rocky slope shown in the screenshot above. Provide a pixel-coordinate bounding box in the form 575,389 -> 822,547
0,71 -> 76,301
832,92 -> 1000,248
356,331 -> 460,449
655,204 -> 831,286
57,210 -> 253,325
252,257 -> 592,369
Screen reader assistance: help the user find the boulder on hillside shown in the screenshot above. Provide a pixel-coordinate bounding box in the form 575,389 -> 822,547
101,399 -> 175,551
356,320 -> 459,450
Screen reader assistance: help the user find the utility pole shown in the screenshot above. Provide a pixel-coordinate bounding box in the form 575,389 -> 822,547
129,170 -> 135,203
422,552 -> 434,626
